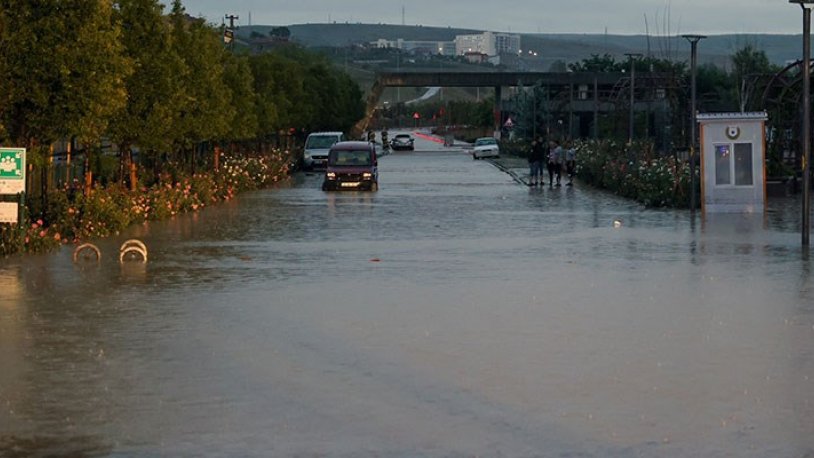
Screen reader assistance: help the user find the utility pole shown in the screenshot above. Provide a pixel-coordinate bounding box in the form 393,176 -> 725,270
225,14 -> 239,51
790,0 -> 813,246
682,35 -> 706,214
225,14 -> 239,30
624,53 -> 642,144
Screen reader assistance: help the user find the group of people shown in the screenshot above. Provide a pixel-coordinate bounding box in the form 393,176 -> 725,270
527,137 -> 576,187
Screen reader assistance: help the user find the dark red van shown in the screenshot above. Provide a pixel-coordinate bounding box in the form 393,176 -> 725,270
321,141 -> 379,191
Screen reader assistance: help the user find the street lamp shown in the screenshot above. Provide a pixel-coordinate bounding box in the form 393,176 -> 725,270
791,0 -> 813,247
682,34 -> 706,214
625,53 -> 642,144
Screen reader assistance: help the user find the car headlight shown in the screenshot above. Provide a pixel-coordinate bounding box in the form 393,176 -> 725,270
327,172 -> 336,179
362,172 -> 372,179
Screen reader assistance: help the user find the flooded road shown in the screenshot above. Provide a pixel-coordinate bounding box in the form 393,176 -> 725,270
1,134 -> 813,457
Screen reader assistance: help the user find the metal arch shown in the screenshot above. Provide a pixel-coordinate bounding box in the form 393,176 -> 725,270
761,60 -> 814,107
73,243 -> 101,263
119,239 -> 148,263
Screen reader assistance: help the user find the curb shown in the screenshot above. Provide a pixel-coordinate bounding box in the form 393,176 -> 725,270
487,159 -> 528,186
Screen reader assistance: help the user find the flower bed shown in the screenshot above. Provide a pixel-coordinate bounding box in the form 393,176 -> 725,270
0,150 -> 293,256
574,140 -> 694,208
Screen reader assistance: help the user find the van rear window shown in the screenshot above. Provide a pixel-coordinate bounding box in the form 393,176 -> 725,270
329,150 -> 372,166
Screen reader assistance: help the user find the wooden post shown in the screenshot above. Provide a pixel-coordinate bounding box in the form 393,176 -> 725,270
129,150 -> 138,191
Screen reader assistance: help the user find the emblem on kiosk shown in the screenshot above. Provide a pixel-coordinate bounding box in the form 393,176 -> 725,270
725,126 -> 741,140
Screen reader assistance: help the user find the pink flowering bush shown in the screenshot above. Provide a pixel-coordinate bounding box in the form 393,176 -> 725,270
575,140 -> 693,208
1,150 -> 294,256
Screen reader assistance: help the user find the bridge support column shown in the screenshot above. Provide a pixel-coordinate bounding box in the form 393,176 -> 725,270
494,86 -> 503,137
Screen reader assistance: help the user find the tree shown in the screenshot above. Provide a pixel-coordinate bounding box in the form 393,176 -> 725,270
1,0 -> 129,156
223,54 -> 258,142
110,0 -> 186,188
169,0 -> 232,161
269,27 -> 291,40
568,54 -> 624,73
731,45 -> 777,112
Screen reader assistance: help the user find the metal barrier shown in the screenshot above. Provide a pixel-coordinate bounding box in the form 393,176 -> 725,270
119,239 -> 148,263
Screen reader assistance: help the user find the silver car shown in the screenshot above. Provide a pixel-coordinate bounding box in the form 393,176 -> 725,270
472,137 -> 500,159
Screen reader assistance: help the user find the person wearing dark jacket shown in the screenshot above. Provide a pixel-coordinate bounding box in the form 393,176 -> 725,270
528,136 -> 546,186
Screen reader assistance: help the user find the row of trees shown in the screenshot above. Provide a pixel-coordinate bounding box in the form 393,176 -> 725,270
566,45 -> 779,113
509,46 -> 781,148
0,0 -> 365,183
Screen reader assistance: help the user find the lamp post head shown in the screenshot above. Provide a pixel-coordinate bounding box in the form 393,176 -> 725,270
681,34 -> 707,44
790,0 -> 814,7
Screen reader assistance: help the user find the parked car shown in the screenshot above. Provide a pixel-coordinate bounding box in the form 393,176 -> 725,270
322,141 -> 379,191
390,133 -> 415,151
472,137 -> 500,159
304,131 -> 345,169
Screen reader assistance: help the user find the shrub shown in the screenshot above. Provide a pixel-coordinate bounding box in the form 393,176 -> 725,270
3,149 -> 293,256
575,140 -> 695,208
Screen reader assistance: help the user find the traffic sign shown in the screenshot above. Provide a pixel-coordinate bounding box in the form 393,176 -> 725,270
504,117 -> 514,128
0,148 -> 25,194
224,29 -> 234,44
413,112 -> 421,119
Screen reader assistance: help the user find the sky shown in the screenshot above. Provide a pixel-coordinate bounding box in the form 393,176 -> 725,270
179,0 -> 807,36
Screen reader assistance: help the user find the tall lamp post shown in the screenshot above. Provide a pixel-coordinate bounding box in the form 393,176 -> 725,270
791,0 -> 813,247
625,53 -> 642,144
682,34 -> 706,214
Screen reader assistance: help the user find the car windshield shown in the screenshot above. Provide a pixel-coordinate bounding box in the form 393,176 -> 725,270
475,138 -> 497,146
329,150 -> 372,166
306,135 -> 340,149
395,135 -> 411,140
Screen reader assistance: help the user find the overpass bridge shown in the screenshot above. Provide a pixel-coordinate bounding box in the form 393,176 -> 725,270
354,71 -> 676,139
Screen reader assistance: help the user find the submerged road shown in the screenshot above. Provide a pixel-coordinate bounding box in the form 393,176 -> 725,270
1,132 -> 812,457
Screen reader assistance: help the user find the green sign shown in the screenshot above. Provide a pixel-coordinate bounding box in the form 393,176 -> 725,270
0,148 -> 26,194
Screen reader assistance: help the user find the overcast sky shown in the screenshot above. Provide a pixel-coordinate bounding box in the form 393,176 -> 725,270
180,0 -> 805,35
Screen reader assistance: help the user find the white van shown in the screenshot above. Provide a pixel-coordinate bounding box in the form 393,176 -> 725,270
303,132 -> 345,169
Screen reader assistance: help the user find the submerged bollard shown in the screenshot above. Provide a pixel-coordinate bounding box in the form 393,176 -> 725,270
73,243 -> 101,263
119,239 -> 148,263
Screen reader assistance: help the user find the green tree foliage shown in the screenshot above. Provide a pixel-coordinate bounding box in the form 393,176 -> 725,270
169,0 -> 232,151
249,47 -> 363,136
0,0 -> 364,163
696,63 -> 736,112
110,0 -> 186,155
223,54 -> 259,141
1,0 -> 129,157
269,27 -> 291,39
568,54 -> 625,72
731,45 -> 777,112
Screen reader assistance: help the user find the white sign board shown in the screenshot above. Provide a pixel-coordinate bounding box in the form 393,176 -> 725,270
0,202 -> 18,223
0,148 -> 26,194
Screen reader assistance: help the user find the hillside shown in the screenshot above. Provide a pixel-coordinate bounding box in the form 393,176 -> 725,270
237,23 -> 805,68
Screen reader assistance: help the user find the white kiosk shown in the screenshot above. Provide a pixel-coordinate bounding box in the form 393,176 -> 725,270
697,112 -> 768,213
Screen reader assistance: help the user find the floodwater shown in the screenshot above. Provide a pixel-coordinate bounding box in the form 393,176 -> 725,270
1,133 -> 812,457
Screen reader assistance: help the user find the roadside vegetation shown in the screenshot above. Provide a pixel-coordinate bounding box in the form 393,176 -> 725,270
507,48 -> 780,208
0,0 -> 365,256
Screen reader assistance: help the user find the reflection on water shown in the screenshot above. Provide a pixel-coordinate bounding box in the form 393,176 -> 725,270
0,152 -> 812,456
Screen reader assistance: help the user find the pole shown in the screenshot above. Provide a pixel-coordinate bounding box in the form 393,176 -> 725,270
593,74 -> 599,139
682,35 -> 705,214
625,53 -> 642,144
803,5 -> 812,246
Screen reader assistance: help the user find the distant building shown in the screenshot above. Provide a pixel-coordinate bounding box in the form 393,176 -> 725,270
463,52 -> 488,64
371,38 -> 455,56
454,31 -> 520,57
